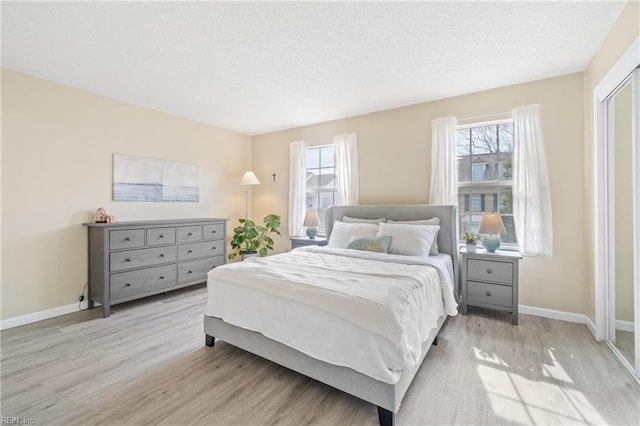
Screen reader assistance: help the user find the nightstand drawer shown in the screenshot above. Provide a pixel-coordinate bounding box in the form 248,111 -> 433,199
467,259 -> 513,284
467,281 -> 512,307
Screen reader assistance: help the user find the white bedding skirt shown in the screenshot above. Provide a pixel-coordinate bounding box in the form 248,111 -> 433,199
206,247 -> 457,384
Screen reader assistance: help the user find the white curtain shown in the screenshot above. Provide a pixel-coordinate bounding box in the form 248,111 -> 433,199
288,140 -> 306,236
513,104 -> 553,256
429,117 -> 458,205
334,132 -> 359,205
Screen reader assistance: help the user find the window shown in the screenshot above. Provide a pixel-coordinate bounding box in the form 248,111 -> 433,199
457,121 -> 517,246
306,145 -> 337,234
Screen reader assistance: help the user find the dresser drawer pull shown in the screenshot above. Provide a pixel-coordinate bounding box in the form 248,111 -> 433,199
486,291 -> 492,297
188,270 -> 193,274
160,276 -> 165,280
188,232 -> 193,236
125,237 -> 131,241
125,283 -> 131,287
124,258 -> 131,262
486,268 -> 492,274
159,254 -> 164,258
187,250 -> 193,254
159,234 -> 164,238
212,246 -> 216,250
211,230 -> 217,233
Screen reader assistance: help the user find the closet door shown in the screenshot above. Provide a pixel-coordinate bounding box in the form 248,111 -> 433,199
607,68 -> 639,376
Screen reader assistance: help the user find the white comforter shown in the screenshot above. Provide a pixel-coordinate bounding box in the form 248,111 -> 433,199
206,246 -> 458,384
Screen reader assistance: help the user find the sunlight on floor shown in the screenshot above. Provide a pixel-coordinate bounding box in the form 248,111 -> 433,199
474,346 -> 607,425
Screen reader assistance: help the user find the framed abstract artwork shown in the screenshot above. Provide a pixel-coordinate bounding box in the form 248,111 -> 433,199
113,154 -> 199,202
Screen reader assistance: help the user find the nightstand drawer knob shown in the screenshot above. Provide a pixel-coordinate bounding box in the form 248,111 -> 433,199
486,291 -> 492,297
486,268 -> 492,274
125,237 -> 131,241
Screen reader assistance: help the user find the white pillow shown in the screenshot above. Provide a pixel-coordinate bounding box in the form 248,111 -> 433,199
387,218 -> 440,254
377,223 -> 440,256
328,221 -> 379,249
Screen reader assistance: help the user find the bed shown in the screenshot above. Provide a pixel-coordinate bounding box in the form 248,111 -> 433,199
203,204 -> 459,426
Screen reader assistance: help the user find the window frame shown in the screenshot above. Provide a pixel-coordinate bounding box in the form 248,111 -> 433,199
457,118 -> 518,250
305,143 -> 338,236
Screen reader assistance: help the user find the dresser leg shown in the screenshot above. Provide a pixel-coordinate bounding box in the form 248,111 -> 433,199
103,303 -> 110,318
432,335 -> 439,346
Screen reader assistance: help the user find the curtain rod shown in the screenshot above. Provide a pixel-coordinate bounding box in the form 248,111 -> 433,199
457,111 -> 511,123
305,137 -> 334,147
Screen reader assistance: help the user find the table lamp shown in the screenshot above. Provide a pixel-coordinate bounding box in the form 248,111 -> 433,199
478,213 -> 506,253
303,211 -> 321,239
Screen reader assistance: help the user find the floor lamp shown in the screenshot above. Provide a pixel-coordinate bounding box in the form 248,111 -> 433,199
240,171 -> 260,219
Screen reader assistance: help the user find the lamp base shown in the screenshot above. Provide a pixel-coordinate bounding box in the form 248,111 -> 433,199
306,227 -> 318,239
481,234 -> 501,253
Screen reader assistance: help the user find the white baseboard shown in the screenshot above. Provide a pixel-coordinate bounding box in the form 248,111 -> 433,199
0,301 -> 90,330
519,304 -> 598,339
616,319 -> 635,332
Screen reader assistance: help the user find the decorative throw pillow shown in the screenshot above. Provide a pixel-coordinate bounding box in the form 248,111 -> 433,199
347,236 -> 392,253
327,221 -> 379,249
387,217 -> 440,255
342,216 -> 387,224
377,223 -> 440,256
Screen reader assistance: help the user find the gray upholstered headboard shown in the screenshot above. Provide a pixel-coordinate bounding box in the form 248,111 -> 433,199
325,204 -> 459,300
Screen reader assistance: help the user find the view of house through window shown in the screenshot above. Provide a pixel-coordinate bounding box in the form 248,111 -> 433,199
457,121 -> 517,245
306,145 -> 337,234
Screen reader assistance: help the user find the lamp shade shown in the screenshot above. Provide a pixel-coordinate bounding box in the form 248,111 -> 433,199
478,213 -> 506,235
303,211 -> 320,227
240,171 -> 260,186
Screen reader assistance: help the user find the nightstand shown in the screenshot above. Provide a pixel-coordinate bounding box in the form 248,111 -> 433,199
460,248 -> 522,325
290,237 -> 328,250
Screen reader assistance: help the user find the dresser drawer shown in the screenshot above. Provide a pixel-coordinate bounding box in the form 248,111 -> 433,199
110,246 -> 177,272
110,264 -> 177,302
177,226 -> 202,243
467,259 -> 513,285
467,281 -> 512,307
203,223 -> 224,240
178,256 -> 224,284
109,229 -> 145,250
146,227 -> 176,246
178,240 -> 225,260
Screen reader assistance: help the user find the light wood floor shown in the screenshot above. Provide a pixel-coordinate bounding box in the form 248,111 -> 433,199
2,286 -> 639,425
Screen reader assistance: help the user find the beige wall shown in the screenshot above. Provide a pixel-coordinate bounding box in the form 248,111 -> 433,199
1,69 -> 252,320
253,73 -> 587,314
583,1 -> 640,321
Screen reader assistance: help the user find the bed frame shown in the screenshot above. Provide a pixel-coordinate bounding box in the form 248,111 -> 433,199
204,205 -> 459,426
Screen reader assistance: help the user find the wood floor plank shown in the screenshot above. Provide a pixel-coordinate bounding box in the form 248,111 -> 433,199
1,287 -> 638,425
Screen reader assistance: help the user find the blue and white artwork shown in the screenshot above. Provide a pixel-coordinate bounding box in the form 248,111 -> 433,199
113,154 -> 199,202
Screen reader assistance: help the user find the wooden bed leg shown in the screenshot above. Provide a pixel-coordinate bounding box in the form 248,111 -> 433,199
432,335 -> 439,346
205,334 -> 215,347
377,406 -> 394,426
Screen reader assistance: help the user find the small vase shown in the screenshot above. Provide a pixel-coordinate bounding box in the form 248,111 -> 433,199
466,243 -> 477,252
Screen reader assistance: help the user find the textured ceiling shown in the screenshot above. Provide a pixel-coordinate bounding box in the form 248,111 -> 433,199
1,1 -> 627,135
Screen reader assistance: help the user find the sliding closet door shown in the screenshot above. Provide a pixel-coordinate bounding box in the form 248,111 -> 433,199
606,68 -> 640,377
610,77 -> 634,367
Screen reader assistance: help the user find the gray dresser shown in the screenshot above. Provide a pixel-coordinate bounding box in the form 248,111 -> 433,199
460,248 -> 522,325
84,218 -> 227,317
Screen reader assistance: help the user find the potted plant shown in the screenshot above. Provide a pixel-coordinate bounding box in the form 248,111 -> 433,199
228,214 -> 281,260
462,231 -> 480,252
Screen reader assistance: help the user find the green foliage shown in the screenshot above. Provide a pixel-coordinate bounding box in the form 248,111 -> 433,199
228,214 -> 281,260
462,231 -> 480,243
